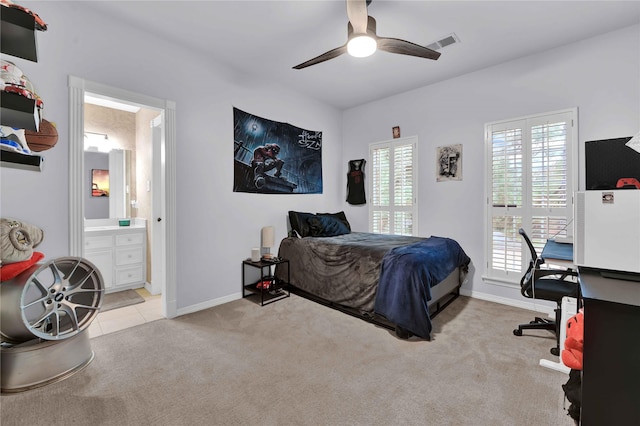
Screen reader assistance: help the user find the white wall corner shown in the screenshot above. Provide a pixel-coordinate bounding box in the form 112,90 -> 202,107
175,293 -> 243,318
460,288 -> 555,315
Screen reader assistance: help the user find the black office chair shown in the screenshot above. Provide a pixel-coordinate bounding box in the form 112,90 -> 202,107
513,228 -> 580,356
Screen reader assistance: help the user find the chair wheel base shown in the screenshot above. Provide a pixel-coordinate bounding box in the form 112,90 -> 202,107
550,347 -> 560,356
513,329 -> 523,336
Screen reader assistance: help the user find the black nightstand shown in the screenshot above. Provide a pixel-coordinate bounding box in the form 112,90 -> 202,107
242,258 -> 290,306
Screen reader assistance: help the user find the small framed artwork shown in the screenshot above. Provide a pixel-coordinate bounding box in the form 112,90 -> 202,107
436,144 -> 462,182
392,126 -> 401,139
91,169 -> 109,197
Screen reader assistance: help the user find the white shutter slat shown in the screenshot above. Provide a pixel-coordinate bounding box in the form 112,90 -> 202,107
373,210 -> 390,234
372,147 -> 390,208
393,211 -> 413,236
393,144 -> 413,208
492,128 -> 523,207
492,215 -> 522,273
531,121 -> 568,209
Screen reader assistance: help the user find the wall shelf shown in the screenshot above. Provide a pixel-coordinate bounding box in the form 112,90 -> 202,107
0,6 -> 39,62
0,150 -> 43,171
1,91 -> 40,131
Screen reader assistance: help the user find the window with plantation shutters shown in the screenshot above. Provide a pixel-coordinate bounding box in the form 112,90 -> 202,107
485,109 -> 577,283
370,136 -> 418,236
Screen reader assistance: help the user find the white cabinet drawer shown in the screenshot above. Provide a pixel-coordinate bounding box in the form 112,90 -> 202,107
115,266 -> 144,286
115,233 -> 144,247
115,247 -> 144,266
85,236 -> 113,250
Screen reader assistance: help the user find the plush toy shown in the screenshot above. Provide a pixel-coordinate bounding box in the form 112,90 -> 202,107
562,310 -> 584,370
0,217 -> 44,265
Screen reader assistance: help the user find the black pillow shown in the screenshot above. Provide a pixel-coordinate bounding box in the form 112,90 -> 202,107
316,211 -> 351,231
308,215 -> 351,237
288,211 -> 316,238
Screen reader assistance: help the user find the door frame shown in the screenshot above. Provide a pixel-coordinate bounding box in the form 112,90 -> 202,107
149,114 -> 164,296
68,75 -> 177,318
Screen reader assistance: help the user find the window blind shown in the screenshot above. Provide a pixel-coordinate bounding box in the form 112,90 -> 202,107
485,109 -> 576,281
370,137 -> 418,236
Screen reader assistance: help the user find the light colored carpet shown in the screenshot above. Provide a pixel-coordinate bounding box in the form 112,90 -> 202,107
100,289 -> 145,312
0,295 -> 574,425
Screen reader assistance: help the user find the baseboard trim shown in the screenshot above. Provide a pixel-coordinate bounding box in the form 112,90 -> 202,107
175,289 -> 553,319
459,288 -> 555,315
175,292 -> 242,317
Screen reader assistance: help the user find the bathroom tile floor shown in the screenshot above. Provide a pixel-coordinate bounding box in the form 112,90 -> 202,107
88,288 -> 163,339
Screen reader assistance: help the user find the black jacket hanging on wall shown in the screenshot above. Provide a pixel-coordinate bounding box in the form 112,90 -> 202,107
346,159 -> 366,205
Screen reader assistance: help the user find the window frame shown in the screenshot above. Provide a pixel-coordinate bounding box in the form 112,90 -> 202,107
368,135 -> 419,236
484,108 -> 578,285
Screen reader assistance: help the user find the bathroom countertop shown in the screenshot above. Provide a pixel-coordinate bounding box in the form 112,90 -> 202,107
85,224 -> 146,233
85,218 -> 147,233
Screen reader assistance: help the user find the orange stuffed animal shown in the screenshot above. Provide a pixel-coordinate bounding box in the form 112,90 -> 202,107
562,309 -> 584,370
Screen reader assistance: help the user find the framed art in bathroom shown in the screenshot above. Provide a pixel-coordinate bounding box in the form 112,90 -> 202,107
91,169 -> 109,197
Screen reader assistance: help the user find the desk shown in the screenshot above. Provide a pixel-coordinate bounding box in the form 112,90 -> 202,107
578,267 -> 640,425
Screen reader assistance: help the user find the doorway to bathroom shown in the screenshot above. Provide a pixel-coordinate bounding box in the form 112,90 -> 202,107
68,76 -> 177,321
83,96 -> 157,292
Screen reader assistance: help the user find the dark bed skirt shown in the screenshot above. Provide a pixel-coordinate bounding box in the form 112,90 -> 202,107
287,283 -> 461,340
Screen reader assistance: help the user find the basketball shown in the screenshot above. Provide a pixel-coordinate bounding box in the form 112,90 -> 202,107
25,119 -> 58,152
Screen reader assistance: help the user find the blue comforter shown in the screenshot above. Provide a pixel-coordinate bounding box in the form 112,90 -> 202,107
374,236 -> 471,339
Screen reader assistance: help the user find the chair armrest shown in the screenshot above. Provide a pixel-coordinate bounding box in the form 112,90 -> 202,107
535,268 -> 578,281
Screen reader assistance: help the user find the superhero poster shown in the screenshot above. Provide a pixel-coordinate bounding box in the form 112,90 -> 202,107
233,107 -> 323,194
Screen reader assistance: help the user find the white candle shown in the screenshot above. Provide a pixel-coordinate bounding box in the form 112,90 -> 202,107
251,248 -> 260,262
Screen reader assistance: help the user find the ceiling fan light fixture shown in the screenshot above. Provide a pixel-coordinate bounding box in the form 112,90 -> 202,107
292,1 -> 441,69
347,35 -> 377,58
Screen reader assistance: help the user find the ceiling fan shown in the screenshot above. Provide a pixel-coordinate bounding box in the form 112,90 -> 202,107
293,0 -> 441,70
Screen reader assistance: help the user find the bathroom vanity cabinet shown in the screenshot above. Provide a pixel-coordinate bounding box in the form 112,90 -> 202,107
84,223 -> 146,293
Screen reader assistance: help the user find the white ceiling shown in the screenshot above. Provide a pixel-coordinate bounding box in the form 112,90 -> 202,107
83,0 -> 640,110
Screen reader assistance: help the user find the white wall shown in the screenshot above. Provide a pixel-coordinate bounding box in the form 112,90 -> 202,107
341,24 -> 640,305
1,2 -> 343,311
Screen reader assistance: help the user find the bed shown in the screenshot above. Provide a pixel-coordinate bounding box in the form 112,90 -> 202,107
275,211 -> 471,340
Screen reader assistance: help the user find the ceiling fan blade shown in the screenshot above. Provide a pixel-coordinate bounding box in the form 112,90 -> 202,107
377,37 -> 441,60
346,0 -> 368,34
292,45 -> 348,69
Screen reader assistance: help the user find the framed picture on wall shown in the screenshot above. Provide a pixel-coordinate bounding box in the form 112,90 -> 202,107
91,169 -> 109,197
436,144 -> 462,182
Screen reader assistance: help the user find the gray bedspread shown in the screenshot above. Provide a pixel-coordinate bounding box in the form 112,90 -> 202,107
276,232 -> 425,313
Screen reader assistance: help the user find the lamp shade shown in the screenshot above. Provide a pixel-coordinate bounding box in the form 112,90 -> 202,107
261,226 -> 275,248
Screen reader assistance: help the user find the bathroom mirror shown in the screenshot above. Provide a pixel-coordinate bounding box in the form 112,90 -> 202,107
83,100 -> 139,220
83,148 -> 132,219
